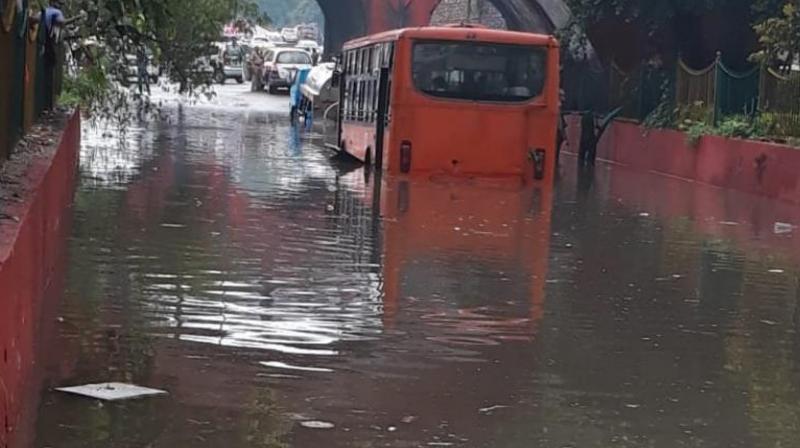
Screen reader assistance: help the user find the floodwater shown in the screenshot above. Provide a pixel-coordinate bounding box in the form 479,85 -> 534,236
26,86 -> 800,447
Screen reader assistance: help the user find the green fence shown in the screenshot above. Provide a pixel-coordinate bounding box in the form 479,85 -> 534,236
759,67 -> 800,137
672,54 -> 759,124
0,0 -> 63,168
675,58 -> 717,123
604,53 -> 793,135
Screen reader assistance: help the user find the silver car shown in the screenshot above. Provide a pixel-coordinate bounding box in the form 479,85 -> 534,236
260,48 -> 313,94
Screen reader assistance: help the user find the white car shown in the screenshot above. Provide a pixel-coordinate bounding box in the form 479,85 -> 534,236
297,39 -> 321,56
123,52 -> 159,84
281,27 -> 299,43
254,48 -> 313,94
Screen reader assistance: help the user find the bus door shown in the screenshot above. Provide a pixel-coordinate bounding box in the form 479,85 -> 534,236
374,67 -> 390,169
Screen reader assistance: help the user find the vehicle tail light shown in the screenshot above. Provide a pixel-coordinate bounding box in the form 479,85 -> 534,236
400,140 -> 412,174
531,148 -> 546,180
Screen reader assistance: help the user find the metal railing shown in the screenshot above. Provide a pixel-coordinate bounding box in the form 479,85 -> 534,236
758,67 -> 800,138
603,53 -> 797,136
0,0 -> 64,167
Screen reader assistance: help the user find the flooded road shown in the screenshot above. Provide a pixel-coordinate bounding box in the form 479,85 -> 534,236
29,85 -> 800,447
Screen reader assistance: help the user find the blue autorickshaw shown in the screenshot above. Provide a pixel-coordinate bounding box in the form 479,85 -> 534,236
290,68 -> 312,122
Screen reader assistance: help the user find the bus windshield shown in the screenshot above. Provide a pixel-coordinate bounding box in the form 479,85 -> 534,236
412,41 -> 546,102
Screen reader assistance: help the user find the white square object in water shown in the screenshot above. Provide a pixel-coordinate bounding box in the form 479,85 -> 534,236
55,382 -> 168,401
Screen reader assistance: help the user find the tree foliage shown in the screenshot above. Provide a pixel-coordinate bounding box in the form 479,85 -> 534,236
565,0 -> 721,32
61,0 -> 256,112
565,0 -> 795,66
255,0 -> 322,28
752,1 -> 800,68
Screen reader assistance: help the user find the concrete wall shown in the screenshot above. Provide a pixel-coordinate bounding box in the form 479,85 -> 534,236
0,111 -> 80,447
565,116 -> 800,206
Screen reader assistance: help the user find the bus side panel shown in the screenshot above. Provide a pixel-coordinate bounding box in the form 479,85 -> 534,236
342,121 -> 377,163
524,44 -> 560,185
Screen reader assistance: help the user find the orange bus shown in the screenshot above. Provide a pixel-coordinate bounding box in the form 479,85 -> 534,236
335,26 -> 560,182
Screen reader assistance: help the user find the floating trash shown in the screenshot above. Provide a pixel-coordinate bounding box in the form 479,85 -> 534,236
55,382 -> 167,401
478,404 -> 509,414
774,222 -> 795,234
300,421 -> 335,429
260,361 -> 333,373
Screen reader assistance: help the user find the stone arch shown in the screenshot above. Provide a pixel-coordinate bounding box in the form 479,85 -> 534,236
317,0 -> 368,56
430,0 -> 508,29
425,0 -> 570,34
317,0 -> 570,55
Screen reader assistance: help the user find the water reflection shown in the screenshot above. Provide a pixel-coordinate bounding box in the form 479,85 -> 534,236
29,105 -> 800,448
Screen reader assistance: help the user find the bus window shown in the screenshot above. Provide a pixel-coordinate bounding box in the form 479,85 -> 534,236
412,41 -> 546,102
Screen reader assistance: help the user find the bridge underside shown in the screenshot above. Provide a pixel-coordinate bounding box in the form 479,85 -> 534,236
319,0 -> 570,55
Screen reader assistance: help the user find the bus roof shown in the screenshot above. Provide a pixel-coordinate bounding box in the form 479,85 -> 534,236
342,26 -> 558,51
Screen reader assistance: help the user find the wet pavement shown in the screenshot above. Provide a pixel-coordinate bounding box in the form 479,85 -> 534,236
25,85 -> 800,447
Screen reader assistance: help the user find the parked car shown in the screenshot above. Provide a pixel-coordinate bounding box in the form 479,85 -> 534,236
296,24 -> 319,42
122,51 -> 160,85
252,48 -> 313,94
210,42 -> 245,84
296,39 -> 321,63
281,27 -> 299,43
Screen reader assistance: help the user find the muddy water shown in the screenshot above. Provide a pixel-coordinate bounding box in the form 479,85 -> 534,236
31,101 -> 800,447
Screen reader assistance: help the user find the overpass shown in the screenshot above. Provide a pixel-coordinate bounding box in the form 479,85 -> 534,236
318,0 -> 571,54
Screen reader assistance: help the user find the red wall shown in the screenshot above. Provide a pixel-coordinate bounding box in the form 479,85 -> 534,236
565,116 -> 800,205
0,111 -> 80,447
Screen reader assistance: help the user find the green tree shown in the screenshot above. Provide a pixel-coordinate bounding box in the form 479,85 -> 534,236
255,0 -> 322,28
752,1 -> 800,69
61,0 -> 258,111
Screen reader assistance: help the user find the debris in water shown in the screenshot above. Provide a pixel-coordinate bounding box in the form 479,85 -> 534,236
719,221 -> 740,226
768,269 -> 785,274
625,403 -> 641,409
760,320 -> 778,326
774,222 -> 795,234
260,361 -> 333,372
478,404 -> 509,414
639,212 -> 650,217
55,382 -> 167,401
300,421 -> 335,429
